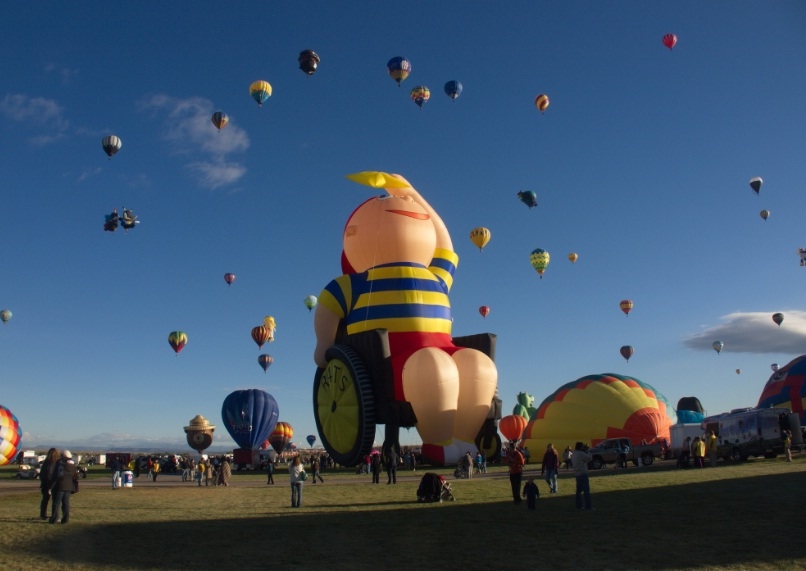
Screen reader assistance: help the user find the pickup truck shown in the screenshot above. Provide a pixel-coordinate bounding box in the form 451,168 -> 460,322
587,437 -> 662,469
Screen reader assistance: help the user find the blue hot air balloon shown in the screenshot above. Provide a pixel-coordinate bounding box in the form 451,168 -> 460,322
444,80 -> 463,101
221,389 -> 279,450
306,434 -> 317,448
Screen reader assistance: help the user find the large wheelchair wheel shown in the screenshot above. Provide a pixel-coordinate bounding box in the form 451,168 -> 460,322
313,345 -> 376,467
476,432 -> 502,464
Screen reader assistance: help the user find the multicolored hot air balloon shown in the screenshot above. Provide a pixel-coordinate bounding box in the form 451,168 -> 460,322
0,309 -> 11,324
758,354 -> 806,425
298,49 -> 320,76
102,135 -> 122,158
470,227 -> 491,251
522,373 -> 676,455
530,248 -> 550,278
0,405 -> 21,466
772,312 -> 784,327
760,210 -> 770,221
387,56 -> 411,86
168,331 -> 187,355
211,111 -> 228,131
620,345 -> 634,362
410,86 -> 430,109
222,389 -> 279,450
619,300 -> 633,316
535,94 -> 549,113
662,33 -> 677,50
249,80 -> 272,107
251,326 -> 271,349
568,253 -> 578,263
306,434 -> 317,448
517,190 -> 538,208
444,80 -> 462,101
258,354 -> 273,373
268,421 -> 293,455
224,273 -> 236,286
478,305 -> 490,319
304,295 -> 318,312
499,414 -> 527,444
749,177 -> 763,195
712,341 -> 724,354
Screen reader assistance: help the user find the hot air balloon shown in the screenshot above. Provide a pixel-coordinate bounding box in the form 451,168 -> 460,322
306,434 -> 317,448
712,341 -> 724,355
102,135 -> 122,158
771,363 -> 779,372
0,405 -> 22,466
676,396 -> 705,424
184,414 -> 216,454
410,86 -> 430,109
535,94 -> 549,113
268,421 -> 293,455
258,354 -> 273,373
568,253 -> 578,263
444,80 -> 462,101
0,309 -> 11,324
620,345 -> 634,362
304,295 -> 318,312
251,326 -> 271,349
529,248 -> 550,278
478,306 -> 490,319
224,273 -> 236,286
619,300 -> 633,316
249,80 -> 272,107
517,190 -> 538,208
470,227 -> 491,251
222,389 -> 279,450
736,369 -> 741,375
749,177 -> 763,195
387,56 -> 411,86
211,111 -> 228,131
760,210 -> 770,221
499,414 -> 527,444
298,49 -> 320,76
168,331 -> 187,355
758,354 -> 806,426
662,33 -> 677,50
772,313 -> 784,327
522,374 -> 675,457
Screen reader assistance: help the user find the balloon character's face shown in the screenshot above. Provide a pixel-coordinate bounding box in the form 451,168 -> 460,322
343,195 -> 436,273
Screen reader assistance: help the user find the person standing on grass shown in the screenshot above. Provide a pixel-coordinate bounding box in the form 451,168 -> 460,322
541,443 -> 560,494
311,457 -> 324,484
706,430 -> 719,467
204,460 -> 214,486
692,436 -> 705,468
370,452 -> 381,484
218,457 -> 231,486
522,477 -> 540,510
152,458 -> 161,482
571,442 -> 593,511
783,429 -> 793,462
110,456 -> 122,489
267,459 -> 275,484
504,444 -> 525,504
49,450 -> 77,524
289,455 -> 305,507
39,447 -> 60,519
385,447 -> 399,484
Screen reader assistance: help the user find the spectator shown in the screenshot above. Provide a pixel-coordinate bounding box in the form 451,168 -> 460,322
540,443 -> 560,494
692,436 -> 705,468
311,457 -> 324,484
706,431 -> 719,467
110,457 -> 122,489
385,447 -> 399,484
571,442 -> 593,510
49,450 -> 77,524
39,447 -> 60,519
522,477 -> 540,510
504,445 -> 525,504
289,456 -> 305,508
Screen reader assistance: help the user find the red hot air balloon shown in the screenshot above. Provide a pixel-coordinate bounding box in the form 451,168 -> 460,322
479,306 -> 490,319
619,300 -> 633,316
620,345 -> 634,362
499,414 -> 527,444
662,34 -> 677,50
224,273 -> 236,286
251,326 -> 271,349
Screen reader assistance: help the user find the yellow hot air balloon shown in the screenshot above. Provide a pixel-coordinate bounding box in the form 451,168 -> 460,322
535,94 -> 550,113
469,227 -> 491,251
249,80 -> 272,107
530,248 -> 550,278
568,253 -> 578,263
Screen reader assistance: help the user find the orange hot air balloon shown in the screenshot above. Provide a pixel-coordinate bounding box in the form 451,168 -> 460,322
619,300 -> 633,316
251,326 -> 271,349
478,306 -> 490,319
568,253 -> 578,263
499,414 -> 527,444
535,94 -> 549,113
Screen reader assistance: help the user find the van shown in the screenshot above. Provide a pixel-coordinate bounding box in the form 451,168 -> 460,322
702,407 -> 802,461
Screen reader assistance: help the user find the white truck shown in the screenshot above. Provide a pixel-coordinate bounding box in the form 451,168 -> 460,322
701,407 -> 802,461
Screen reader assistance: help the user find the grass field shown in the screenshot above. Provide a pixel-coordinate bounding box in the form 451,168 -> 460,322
1,457 -> 804,570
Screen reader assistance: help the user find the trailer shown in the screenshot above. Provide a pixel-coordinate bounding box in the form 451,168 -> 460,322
701,407 -> 802,461
669,424 -> 704,458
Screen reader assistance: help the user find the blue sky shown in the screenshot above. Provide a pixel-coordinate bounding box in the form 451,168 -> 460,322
2,2 -> 805,451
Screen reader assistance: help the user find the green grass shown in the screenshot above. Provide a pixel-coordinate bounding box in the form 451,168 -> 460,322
1,458 -> 804,570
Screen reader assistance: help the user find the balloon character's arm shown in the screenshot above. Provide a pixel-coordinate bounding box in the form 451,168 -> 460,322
313,304 -> 340,368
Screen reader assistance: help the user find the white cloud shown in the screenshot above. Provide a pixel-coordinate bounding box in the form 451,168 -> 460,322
683,311 -> 806,354
140,94 -> 250,188
77,167 -> 102,182
0,93 -> 69,145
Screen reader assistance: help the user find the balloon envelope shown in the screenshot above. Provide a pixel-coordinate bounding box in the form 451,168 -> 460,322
387,56 -> 411,85
304,295 -> 318,311
168,331 -> 187,354
410,85 -> 430,109
772,312 -> 784,326
470,227 -> 491,251
568,253 -> 578,263
211,111 -> 228,131
499,414 -> 527,443
535,94 -> 549,113
102,135 -> 122,158
517,190 -> 538,208
444,80 -> 462,100
251,326 -> 271,349
662,33 -> 677,50
760,210 -> 770,220
712,341 -> 724,354
749,177 -> 763,195
221,389 -> 279,450
0,309 -> 11,324
268,421 -> 293,455
0,405 -> 21,466
249,80 -> 272,106
306,434 -> 317,448
619,300 -> 633,316
620,345 -> 634,362
530,248 -> 550,278
298,49 -> 320,75
478,305 -> 490,319
258,354 -> 273,372
522,373 -> 675,454
224,273 -> 236,286
758,354 -> 806,426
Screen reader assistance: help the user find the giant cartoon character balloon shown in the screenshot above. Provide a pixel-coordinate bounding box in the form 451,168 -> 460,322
314,172 -> 498,465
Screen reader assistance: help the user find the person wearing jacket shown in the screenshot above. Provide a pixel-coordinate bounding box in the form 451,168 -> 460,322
289,455 -> 306,507
540,443 -> 560,494
49,450 -> 77,524
571,442 -> 593,511
39,447 -> 60,519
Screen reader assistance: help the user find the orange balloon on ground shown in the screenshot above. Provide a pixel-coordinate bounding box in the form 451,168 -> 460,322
499,414 -> 527,444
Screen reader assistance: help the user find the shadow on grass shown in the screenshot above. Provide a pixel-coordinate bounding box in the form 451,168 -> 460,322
18,471 -> 806,571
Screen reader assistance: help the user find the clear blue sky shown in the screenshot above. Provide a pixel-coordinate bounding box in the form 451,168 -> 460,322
2,2 -> 805,451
